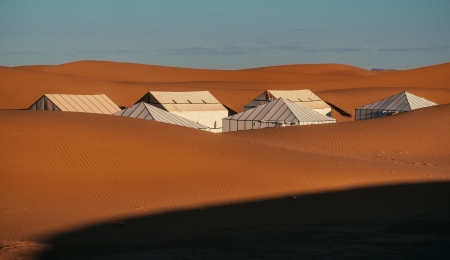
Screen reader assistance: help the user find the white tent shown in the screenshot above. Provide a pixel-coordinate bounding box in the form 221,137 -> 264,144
223,98 -> 336,132
28,94 -> 121,114
244,89 -> 331,116
114,102 -> 209,130
136,91 -> 228,132
354,91 -> 437,121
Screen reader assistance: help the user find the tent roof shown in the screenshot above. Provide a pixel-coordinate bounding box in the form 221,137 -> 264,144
226,98 -> 336,123
357,91 -> 437,111
114,102 -> 209,129
149,91 -> 220,104
141,91 -> 227,112
244,89 -> 330,110
268,90 -> 322,101
36,94 -> 120,114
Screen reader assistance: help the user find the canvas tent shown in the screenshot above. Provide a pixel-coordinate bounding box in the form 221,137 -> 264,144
136,91 -> 228,133
223,98 -> 336,132
244,90 -> 331,116
354,91 -> 437,121
114,102 -> 209,131
28,94 -> 121,114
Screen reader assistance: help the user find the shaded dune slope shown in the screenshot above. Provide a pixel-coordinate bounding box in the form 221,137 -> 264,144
39,182 -> 450,259
1,110 -> 448,244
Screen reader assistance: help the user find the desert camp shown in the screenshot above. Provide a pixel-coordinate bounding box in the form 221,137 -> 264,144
1,1 -> 450,259
2,60 -> 450,260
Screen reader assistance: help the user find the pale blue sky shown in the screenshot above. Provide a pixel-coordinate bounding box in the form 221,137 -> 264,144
1,1 -> 449,69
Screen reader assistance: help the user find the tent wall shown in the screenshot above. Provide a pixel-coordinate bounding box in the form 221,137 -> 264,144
28,96 -> 61,111
136,93 -> 166,109
312,107 -> 332,117
243,92 -> 272,110
170,110 -> 228,130
354,109 -> 401,120
222,118 -> 334,132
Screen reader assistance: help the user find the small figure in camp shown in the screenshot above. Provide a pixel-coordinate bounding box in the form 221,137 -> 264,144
214,120 -> 217,129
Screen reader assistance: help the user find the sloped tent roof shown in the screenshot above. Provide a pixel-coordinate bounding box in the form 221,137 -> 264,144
354,91 -> 437,120
114,102 -> 209,130
224,98 -> 336,131
356,91 -> 437,111
137,91 -> 227,112
28,94 -> 121,114
244,90 -> 330,111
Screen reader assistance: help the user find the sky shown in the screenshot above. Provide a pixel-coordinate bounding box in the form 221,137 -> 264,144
1,0 -> 449,70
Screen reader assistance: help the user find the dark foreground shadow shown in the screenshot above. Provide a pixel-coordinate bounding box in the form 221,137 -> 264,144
39,182 -> 450,259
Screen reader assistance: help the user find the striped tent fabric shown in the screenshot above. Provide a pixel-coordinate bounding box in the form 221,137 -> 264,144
114,102 -> 210,131
222,98 -> 336,132
243,89 -> 331,116
354,91 -> 437,121
28,94 -> 121,114
135,91 -> 228,132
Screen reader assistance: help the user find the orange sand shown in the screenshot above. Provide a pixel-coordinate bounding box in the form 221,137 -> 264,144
1,61 -> 449,259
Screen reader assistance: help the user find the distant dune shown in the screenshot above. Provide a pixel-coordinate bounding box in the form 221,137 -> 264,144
1,61 -> 449,259
2,61 -> 449,116
17,61 -> 374,82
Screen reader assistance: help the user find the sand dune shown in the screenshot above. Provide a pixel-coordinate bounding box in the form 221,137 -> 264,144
1,109 -> 449,255
17,60 -> 372,83
1,109 -> 448,238
226,104 -> 450,166
2,61 -> 449,118
317,87 -> 450,120
1,61 -> 449,259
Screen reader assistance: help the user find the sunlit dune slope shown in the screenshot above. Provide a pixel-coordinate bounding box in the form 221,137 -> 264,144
300,62 -> 450,91
1,110 -> 448,243
226,104 -> 450,166
16,61 -> 450,93
0,66 -> 197,110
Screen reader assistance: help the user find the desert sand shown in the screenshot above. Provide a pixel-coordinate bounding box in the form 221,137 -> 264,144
1,61 -> 449,259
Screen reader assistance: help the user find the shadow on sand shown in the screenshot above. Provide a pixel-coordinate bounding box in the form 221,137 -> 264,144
38,182 -> 450,259
326,102 -> 352,120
